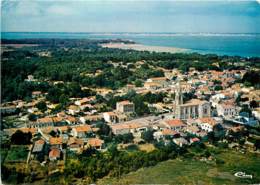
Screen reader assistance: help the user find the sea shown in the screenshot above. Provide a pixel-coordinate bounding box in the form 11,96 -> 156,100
2,32 -> 260,57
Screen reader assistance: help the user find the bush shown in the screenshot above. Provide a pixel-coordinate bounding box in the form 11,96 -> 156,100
126,144 -> 139,151
216,158 -> 225,165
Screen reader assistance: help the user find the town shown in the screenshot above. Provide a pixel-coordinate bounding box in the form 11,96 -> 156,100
1,39 -> 260,184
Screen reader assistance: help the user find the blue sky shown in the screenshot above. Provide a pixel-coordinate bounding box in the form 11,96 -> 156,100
1,0 -> 260,33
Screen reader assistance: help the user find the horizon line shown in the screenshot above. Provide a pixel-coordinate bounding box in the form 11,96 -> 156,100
1,31 -> 260,34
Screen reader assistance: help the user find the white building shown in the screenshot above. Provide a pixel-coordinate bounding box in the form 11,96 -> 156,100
116,100 -> 135,113
216,103 -> 238,119
103,112 -> 118,123
197,117 -> 217,132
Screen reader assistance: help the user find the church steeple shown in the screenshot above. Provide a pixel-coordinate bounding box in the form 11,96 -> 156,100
175,80 -> 183,106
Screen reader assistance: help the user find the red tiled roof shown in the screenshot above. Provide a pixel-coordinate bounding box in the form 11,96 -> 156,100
49,148 -> 60,158
165,119 -> 185,127
74,125 -> 92,132
87,138 -> 104,147
49,137 -> 63,145
198,117 -> 216,126
162,129 -> 179,136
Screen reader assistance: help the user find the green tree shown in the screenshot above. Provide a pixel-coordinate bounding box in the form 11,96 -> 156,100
141,129 -> 154,143
28,113 -> 37,121
36,101 -> 47,112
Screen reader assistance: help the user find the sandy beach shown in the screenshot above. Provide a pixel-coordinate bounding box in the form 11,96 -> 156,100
101,43 -> 189,53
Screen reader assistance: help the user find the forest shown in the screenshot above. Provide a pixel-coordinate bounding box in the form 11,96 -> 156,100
2,38 -> 260,102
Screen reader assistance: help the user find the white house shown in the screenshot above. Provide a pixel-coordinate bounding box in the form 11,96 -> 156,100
216,103 -> 238,119
197,117 -> 217,132
103,112 -> 118,123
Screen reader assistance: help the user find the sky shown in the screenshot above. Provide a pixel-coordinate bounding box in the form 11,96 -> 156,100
1,0 -> 260,33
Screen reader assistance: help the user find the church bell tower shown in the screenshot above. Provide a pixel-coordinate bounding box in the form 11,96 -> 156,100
174,80 -> 183,119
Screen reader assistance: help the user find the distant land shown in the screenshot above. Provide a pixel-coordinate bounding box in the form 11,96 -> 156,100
2,32 -> 260,57
100,42 -> 189,54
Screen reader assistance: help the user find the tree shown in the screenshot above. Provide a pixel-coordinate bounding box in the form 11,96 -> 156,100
214,85 -> 223,91
46,87 -> 62,103
49,130 -> 58,137
36,101 -> 47,112
242,70 -> 260,88
115,133 -> 134,144
59,94 -> 69,106
96,123 -> 111,136
134,80 -> 143,87
141,129 -> 154,143
239,104 -> 252,116
11,130 -> 32,145
133,95 -> 150,116
28,113 -> 37,121
250,100 -> 258,108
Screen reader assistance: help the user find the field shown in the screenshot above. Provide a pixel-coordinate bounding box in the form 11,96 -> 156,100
98,149 -> 260,185
4,145 -> 29,162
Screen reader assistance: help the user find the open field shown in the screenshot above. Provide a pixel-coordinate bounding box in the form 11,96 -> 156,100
98,149 -> 260,185
101,43 -> 189,53
4,145 -> 29,162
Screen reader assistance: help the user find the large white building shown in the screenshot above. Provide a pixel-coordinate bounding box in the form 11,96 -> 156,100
174,82 -> 211,120
216,103 -> 238,119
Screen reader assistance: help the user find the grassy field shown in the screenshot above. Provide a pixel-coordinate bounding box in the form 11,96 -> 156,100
98,149 -> 260,185
4,145 -> 29,162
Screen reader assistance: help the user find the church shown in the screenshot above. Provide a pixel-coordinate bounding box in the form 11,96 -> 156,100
174,82 -> 211,120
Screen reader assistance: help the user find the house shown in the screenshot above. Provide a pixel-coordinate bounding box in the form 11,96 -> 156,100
190,137 -> 200,144
197,117 -> 217,132
72,125 -> 92,138
163,119 -> 186,131
103,112 -> 118,123
65,116 -> 77,125
32,91 -> 42,98
79,114 -> 103,124
49,137 -> 63,149
128,122 -> 148,137
110,124 -> 130,135
49,148 -> 61,161
52,117 -> 64,126
162,129 -> 179,137
75,97 -> 93,106
144,82 -> 161,90
116,100 -> 135,113
57,126 -> 69,134
186,125 -> 200,136
32,139 -> 45,161
87,138 -> 104,150
153,129 -> 179,140
68,138 -> 84,153
25,75 -> 35,82
173,138 -> 188,147
31,117 -> 54,128
68,105 -> 80,115
32,139 -> 45,153
216,103 -> 238,119
57,111 -> 66,118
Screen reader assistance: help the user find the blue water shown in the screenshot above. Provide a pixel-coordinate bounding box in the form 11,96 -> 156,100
2,32 -> 260,57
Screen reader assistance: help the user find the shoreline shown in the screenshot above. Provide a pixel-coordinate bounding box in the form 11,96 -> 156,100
100,42 -> 189,53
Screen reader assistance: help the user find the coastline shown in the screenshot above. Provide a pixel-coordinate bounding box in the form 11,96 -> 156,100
100,42 -> 189,53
